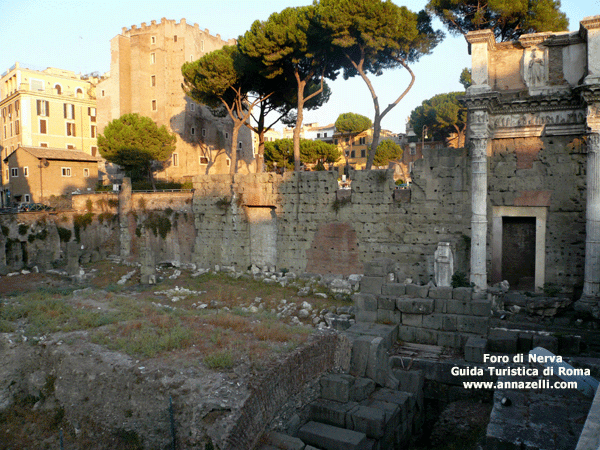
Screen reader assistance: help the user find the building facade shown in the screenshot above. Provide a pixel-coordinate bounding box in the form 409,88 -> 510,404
462,16 -> 600,312
0,63 -> 100,204
97,18 -> 254,179
3,147 -> 98,204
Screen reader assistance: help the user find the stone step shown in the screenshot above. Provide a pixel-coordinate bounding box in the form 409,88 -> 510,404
297,421 -> 372,450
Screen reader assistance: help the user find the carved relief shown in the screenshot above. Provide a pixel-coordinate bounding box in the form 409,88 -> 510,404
523,46 -> 548,88
586,104 -> 600,133
492,110 -> 586,128
588,134 -> 600,154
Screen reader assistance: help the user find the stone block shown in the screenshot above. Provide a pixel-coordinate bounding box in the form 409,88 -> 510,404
422,313 -> 443,330
350,336 -> 374,377
446,300 -> 471,315
436,331 -> 462,349
558,335 -> 581,355
321,373 -> 356,403
265,431 -> 306,450
398,325 -> 416,343
355,311 -> 377,323
441,314 -> 457,332
434,298 -> 447,313
456,316 -> 489,335
414,328 -> 438,345
402,313 -> 423,327
382,283 -> 406,297
394,369 -> 424,395
346,405 -> 387,439
396,298 -> 434,314
377,309 -> 402,325
364,259 -> 395,277
488,329 -> 519,354
360,277 -> 384,295
518,332 -> 534,353
471,300 -> 492,317
354,293 -> 378,312
453,287 -> 473,301
428,286 -> 453,299
309,398 -> 357,428
366,337 -> 389,387
532,334 -> 559,354
297,421 -> 368,450
377,296 -> 396,311
346,322 -> 399,349
351,378 -> 376,402
405,284 -> 429,298
465,336 -> 488,363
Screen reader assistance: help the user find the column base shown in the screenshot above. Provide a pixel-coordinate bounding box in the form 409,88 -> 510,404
574,295 -> 600,318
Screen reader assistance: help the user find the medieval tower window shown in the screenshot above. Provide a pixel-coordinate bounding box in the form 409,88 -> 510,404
174,35 -> 178,42
151,75 -> 156,87
55,84 -> 62,94
151,100 -> 157,111
150,53 -> 156,64
151,36 -> 156,44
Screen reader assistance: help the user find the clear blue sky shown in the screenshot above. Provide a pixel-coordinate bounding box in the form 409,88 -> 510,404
0,1 -> 595,133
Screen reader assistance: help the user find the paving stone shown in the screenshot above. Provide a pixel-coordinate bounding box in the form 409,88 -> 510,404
465,336 -> 487,363
297,421 -> 369,450
309,398 -> 358,428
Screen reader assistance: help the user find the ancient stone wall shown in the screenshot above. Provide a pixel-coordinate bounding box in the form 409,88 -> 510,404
191,147 -> 472,284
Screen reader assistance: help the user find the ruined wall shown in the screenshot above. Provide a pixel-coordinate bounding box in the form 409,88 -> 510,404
191,148 -> 472,283
488,135 -> 587,291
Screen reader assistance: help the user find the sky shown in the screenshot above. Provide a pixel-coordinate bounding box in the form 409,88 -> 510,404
0,0 -> 596,134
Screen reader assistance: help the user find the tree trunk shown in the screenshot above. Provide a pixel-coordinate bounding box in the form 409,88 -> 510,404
230,122 -> 241,174
293,79 -> 306,171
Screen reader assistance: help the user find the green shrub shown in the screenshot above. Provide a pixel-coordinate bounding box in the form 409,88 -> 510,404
18,224 -> 29,235
57,227 -> 72,242
73,212 -> 94,242
451,271 -> 473,288
204,350 -> 234,370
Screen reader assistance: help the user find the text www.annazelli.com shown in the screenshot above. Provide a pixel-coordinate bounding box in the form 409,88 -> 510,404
463,380 -> 578,390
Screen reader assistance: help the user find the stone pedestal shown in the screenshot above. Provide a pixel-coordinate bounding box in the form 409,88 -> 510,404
434,242 -> 454,287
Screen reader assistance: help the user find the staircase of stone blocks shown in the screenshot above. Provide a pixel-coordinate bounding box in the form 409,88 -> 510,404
257,323 -> 425,450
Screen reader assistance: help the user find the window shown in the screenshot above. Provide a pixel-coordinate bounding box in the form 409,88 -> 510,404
202,128 -> 206,137
40,142 -> 48,148
190,55 -> 194,61
345,137 -> 349,143
9,123 -> 12,137
88,107 -> 96,122
191,127 -> 196,136
37,100 -> 49,116
361,149 -> 366,158
23,167 -> 28,177
151,75 -> 156,87
174,35 -> 177,42
225,132 -> 229,139
151,100 -> 157,111
40,119 -> 47,134
350,150 -> 356,158
64,103 -> 75,119
15,120 -> 19,135
201,40 -> 204,51
76,88 -> 83,97
67,144 -> 75,149
3,125 -> 5,139
8,104 -> 12,115
55,84 -> 62,94
172,153 -> 179,166
238,141 -> 242,149
200,156 -> 208,165
61,167 -> 71,177
91,146 -> 97,156
150,53 -> 156,64
11,168 -> 18,177
409,144 -> 416,155
1,107 -> 5,119
24,194 -> 30,203
334,138 -> 338,145
66,122 -> 76,136
101,90 -> 105,97
317,133 -> 321,138
83,168 -> 89,177
151,36 -> 156,44
324,132 -> 328,137
190,103 -> 195,111
91,125 -> 97,138
359,137 -> 366,145
15,100 -> 19,115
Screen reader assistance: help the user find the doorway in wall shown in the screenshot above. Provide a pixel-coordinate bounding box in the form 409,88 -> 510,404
502,216 -> 536,290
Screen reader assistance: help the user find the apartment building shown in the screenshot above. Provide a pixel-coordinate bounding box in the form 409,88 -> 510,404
0,62 -> 100,205
97,18 -> 254,179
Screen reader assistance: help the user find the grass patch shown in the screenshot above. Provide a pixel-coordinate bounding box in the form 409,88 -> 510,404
204,350 -> 234,370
